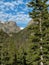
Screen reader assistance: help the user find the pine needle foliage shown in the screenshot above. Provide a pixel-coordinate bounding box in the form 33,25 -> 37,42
27,0 -> 49,65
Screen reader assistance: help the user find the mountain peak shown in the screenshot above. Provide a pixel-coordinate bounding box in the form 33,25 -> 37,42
0,21 -> 20,33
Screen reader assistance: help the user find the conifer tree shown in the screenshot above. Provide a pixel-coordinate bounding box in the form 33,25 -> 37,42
0,30 -> 17,65
27,0 -> 49,65
0,30 -> 9,65
12,53 -> 17,65
17,46 -> 27,65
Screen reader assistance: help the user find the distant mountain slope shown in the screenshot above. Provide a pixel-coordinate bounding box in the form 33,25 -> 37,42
0,21 -> 20,33
0,20 -> 35,47
12,22 -> 34,47
11,19 -> 39,48
0,30 -> 9,43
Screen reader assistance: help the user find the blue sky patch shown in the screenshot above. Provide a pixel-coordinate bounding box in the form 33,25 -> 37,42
0,0 -> 32,28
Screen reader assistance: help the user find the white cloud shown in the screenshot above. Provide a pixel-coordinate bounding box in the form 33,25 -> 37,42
0,0 -> 31,27
0,11 -> 30,23
0,1 -> 26,11
0,12 -> 9,21
8,13 -> 30,22
20,27 -> 24,30
4,2 -> 14,7
17,0 -> 24,4
0,1 -> 17,11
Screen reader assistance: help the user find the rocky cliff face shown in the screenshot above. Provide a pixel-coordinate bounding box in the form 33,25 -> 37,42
0,21 -> 20,33
27,19 -> 34,26
27,19 -> 39,26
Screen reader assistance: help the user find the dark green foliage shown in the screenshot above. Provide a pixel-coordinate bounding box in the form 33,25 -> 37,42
0,30 -> 29,65
0,0 -> 49,65
0,30 -> 17,65
27,0 -> 49,65
12,53 -> 17,65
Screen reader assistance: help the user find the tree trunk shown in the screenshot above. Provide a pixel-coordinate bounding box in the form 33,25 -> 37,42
39,18 -> 43,65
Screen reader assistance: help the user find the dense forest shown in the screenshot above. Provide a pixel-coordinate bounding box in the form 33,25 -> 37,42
0,0 -> 49,65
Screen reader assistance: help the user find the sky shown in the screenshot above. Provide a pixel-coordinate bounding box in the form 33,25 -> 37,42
0,0 -> 32,28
